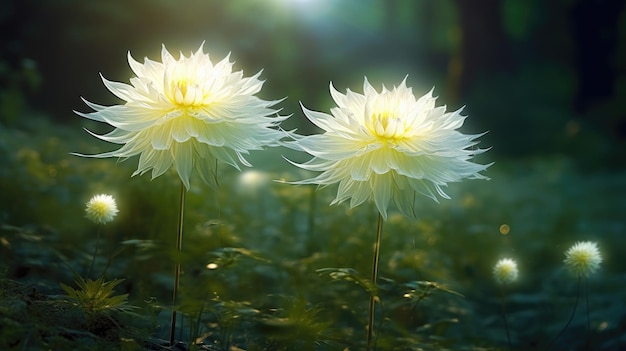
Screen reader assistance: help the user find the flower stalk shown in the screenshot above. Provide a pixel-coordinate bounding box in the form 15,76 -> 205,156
492,258 -> 518,348
547,241 -> 602,349
85,194 -> 118,278
366,212 -> 383,351
169,181 -> 186,346
498,285 -> 512,348
88,225 -> 102,278
547,276 -> 581,349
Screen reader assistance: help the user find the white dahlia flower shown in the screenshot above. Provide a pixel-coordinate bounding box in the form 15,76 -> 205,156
85,194 -> 118,224
289,77 -> 491,218
493,258 -> 519,285
75,43 -> 288,189
564,241 -> 602,278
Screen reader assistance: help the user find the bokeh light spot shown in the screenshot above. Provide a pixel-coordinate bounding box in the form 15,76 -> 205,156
499,224 -> 510,235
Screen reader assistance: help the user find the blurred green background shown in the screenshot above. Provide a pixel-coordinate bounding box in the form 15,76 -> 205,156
2,0 -> 625,164
1,0 -> 626,350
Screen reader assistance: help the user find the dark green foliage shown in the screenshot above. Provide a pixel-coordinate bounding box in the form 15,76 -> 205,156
2,119 -> 625,350
0,274 -> 117,350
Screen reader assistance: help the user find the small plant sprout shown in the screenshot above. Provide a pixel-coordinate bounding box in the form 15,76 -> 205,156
85,194 -> 118,277
60,276 -> 134,316
493,258 -> 518,347
60,276 -> 137,338
549,241 -> 603,349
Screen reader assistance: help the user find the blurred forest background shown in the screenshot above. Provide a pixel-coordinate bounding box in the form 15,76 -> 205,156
1,0 -> 625,167
1,0 -> 626,349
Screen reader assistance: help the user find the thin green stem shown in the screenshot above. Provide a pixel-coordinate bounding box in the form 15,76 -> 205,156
307,185 -> 316,237
170,182 -> 186,346
367,212 -> 384,351
585,277 -> 590,349
499,285 -> 512,348
101,246 -> 122,279
88,225 -> 102,278
546,276 -> 581,350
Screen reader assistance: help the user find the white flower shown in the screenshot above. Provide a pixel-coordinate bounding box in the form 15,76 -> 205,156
85,194 -> 118,224
74,43 -> 288,189
493,258 -> 518,285
564,241 -> 602,278
288,77 -> 491,218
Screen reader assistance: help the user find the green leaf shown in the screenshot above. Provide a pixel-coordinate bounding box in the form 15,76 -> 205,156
58,276 -> 136,316
316,267 -> 377,296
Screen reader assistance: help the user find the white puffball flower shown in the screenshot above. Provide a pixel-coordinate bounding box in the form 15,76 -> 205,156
564,241 -> 602,278
493,258 -> 518,285
85,194 -> 118,224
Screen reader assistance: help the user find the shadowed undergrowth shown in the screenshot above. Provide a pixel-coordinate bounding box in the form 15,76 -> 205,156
1,119 -> 625,350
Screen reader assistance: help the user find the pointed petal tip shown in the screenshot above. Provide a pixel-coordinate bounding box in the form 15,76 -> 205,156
68,151 -> 102,158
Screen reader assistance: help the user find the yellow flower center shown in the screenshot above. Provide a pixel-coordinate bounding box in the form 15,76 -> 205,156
91,202 -> 109,216
166,63 -> 210,108
367,110 -> 408,141
170,77 -> 207,107
572,251 -> 592,266
499,266 -> 513,276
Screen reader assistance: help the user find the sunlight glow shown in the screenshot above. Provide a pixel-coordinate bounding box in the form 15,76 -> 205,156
283,0 -> 313,5
272,0 -> 332,19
